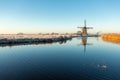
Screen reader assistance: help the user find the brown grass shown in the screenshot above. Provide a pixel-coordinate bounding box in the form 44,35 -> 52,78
102,33 -> 120,44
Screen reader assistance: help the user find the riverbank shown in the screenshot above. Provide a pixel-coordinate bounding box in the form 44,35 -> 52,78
102,33 -> 120,44
0,33 -> 101,46
0,34 -> 74,45
102,33 -> 120,39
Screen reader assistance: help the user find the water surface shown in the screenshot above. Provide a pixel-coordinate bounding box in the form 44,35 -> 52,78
0,37 -> 120,80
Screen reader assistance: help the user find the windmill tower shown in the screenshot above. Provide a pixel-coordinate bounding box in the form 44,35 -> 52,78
77,20 -> 93,36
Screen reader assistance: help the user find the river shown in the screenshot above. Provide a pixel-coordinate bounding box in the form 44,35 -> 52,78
0,37 -> 120,80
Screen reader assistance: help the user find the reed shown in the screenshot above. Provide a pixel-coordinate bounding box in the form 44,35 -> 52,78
102,33 -> 120,44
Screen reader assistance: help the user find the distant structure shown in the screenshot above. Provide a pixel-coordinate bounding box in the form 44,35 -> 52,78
77,20 -> 93,36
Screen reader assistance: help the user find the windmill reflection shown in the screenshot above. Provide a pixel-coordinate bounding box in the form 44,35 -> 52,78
77,37 -> 93,53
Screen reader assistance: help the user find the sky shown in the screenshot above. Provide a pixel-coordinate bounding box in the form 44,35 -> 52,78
0,0 -> 120,34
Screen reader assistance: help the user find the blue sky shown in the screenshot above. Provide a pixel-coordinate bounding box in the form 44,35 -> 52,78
0,0 -> 120,33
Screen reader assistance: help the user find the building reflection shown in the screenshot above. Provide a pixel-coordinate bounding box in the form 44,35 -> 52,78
78,37 -> 93,53
82,37 -> 87,53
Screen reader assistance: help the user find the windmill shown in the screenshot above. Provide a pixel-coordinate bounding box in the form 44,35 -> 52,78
77,20 -> 93,37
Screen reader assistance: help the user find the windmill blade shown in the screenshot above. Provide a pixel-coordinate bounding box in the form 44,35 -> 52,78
86,27 -> 93,29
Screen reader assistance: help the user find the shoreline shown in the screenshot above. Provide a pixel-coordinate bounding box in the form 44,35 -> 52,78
0,33 -> 100,46
0,39 -> 69,47
0,34 -> 73,46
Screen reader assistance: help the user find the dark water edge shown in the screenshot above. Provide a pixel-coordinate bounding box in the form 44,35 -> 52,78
0,36 -> 72,47
0,40 -> 69,48
0,37 -> 120,80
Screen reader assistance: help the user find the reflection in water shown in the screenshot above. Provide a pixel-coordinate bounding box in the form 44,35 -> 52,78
82,37 -> 87,53
78,37 -> 93,53
0,37 -> 120,80
59,40 -> 67,44
0,39 -> 72,48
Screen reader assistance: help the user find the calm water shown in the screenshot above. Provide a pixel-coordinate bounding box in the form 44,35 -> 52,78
0,37 -> 120,80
